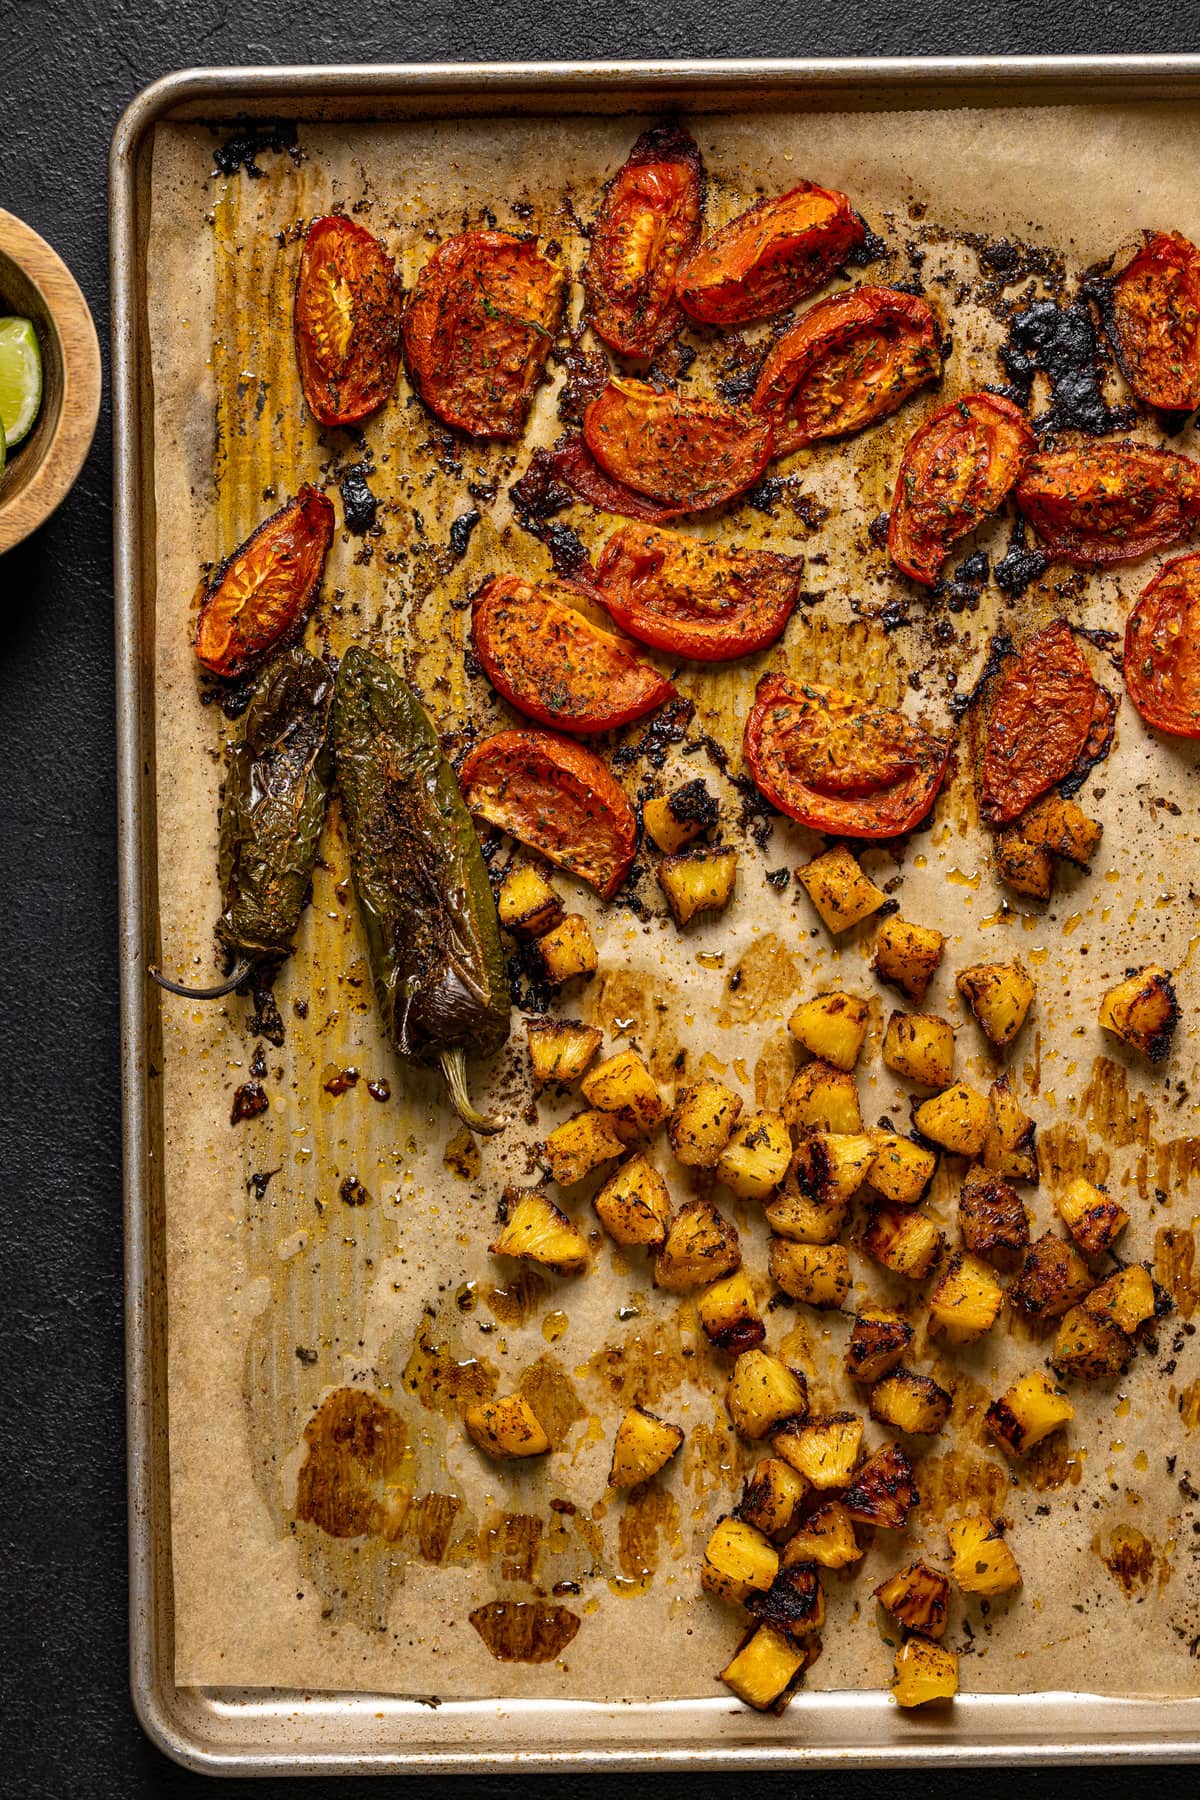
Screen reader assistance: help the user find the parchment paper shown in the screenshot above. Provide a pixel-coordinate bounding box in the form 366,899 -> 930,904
145,101 -> 1200,1701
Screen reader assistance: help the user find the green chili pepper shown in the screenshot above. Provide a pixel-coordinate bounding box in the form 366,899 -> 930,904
332,645 -> 511,1134
152,647 -> 334,999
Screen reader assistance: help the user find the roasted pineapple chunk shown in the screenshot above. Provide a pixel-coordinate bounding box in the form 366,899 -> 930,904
642,778 -> 718,854
1051,1303 -> 1133,1381
716,1110 -> 792,1200
699,1270 -> 766,1353
766,1131 -> 873,1240
1008,1231 -> 1093,1321
525,1016 -> 603,1088
996,828 -> 1055,901
1020,791 -> 1103,868
913,1082 -> 990,1157
593,1152 -> 672,1248
982,1075 -> 1038,1183
927,1252 -> 1004,1344
788,991 -> 870,1071
782,1061 -> 863,1134
701,1516 -> 779,1602
947,1515 -> 1022,1596
874,1561 -> 951,1639
958,1166 -> 1030,1265
985,1370 -> 1074,1459
490,1190 -> 590,1274
883,1011 -> 956,1088
956,959 -> 1036,1049
892,1638 -> 958,1707
736,1457 -> 810,1542
862,1205 -> 944,1280
658,844 -> 738,926
543,1109 -> 625,1186
668,1078 -> 744,1167
868,1131 -> 937,1205
844,1307 -> 915,1384
1056,1176 -> 1128,1259
843,1442 -> 919,1530
873,916 -> 946,1004
1084,1263 -> 1157,1336
1099,964 -> 1179,1063
799,846 -> 889,935
747,1561 -> 825,1637
464,1393 -> 550,1459
870,1367 -> 952,1436
497,862 -> 564,939
718,1625 -> 805,1712
580,1047 -> 666,1135
782,1500 -> 863,1570
773,1411 -> 864,1488
764,1185 -> 849,1247
608,1405 -> 684,1488
655,1196 -> 741,1292
727,1349 -> 810,1440
769,1239 -> 851,1309
532,912 -> 598,985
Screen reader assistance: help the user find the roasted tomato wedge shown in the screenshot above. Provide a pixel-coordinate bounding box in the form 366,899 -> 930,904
1124,551 -> 1200,736
585,125 -> 703,358
753,286 -> 942,456
547,434 -> 690,523
471,575 -> 675,733
583,378 -> 773,511
293,216 -> 402,428
195,485 -> 335,681
676,182 -> 864,327
594,523 -> 801,661
402,230 -> 565,439
979,621 -> 1099,826
459,729 -> 637,899
888,393 -> 1036,586
1015,442 -> 1200,566
743,676 -> 950,838
1101,230 -> 1200,411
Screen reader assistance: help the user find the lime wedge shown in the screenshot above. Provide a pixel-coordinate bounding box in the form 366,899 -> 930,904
0,317 -> 43,450
0,415 -> 6,486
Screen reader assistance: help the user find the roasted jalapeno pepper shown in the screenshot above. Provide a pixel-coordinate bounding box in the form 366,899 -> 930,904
332,645 -> 511,1133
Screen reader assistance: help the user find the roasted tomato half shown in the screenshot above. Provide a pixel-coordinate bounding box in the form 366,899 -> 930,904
459,728 -> 637,899
743,675 -> 950,838
583,378 -> 773,511
195,485 -> 335,681
676,181 -> 864,326
1015,442 -> 1200,566
979,621 -> 1099,826
402,230 -> 565,439
547,435 -> 689,523
585,125 -> 703,358
595,523 -> 801,661
753,286 -> 942,456
888,393 -> 1036,586
293,216 -> 402,428
471,574 -> 675,733
1102,230 -> 1200,412
1124,552 -> 1200,736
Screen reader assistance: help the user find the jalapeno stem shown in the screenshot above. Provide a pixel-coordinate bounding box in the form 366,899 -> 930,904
440,1048 -> 505,1136
149,957 -> 255,1000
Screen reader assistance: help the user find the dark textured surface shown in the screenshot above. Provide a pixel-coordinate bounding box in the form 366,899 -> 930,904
2,4 -> 1200,1796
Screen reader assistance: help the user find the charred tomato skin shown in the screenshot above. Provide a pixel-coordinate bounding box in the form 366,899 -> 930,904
743,675 -> 950,839
888,393 -> 1036,587
1102,230 -> 1200,412
195,485 -> 336,681
753,286 -> 942,455
293,215 -> 403,428
979,620 -> 1100,827
1124,551 -> 1200,737
585,124 -> 703,358
676,181 -> 865,326
470,574 -> 676,733
1015,441 -> 1200,567
582,377 -> 774,511
594,522 -> 801,661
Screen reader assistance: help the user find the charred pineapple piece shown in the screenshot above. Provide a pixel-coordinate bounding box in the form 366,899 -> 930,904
913,1082 -> 990,1157
985,1370 -> 1074,1459
874,1561 -> 951,1639
642,778 -> 718,854
892,1638 -> 958,1707
843,1442 -> 919,1530
799,845 -> 889,935
1008,1231 -> 1093,1321
525,1016 -> 603,1088
727,1349 -> 810,1440
490,1190 -> 590,1274
927,1252 -> 1004,1344
782,1499 -> 863,1570
593,1152 -> 672,1248
655,1196 -> 741,1292
1020,792 -> 1103,868
497,862 -> 564,939
873,916 -> 946,1004
668,1078 -> 744,1167
782,1061 -> 863,1134
1099,965 -> 1179,1063
788,991 -> 870,1071
718,1624 -> 806,1712
947,1515 -> 1021,1596
1084,1263 -> 1157,1335
701,1516 -> 779,1602
844,1307 -> 915,1383
769,1239 -> 851,1309
716,1110 -> 792,1200
883,1011 -> 956,1088
773,1411 -> 864,1488
736,1457 -> 810,1542
464,1393 -> 550,1459
747,1561 -> 825,1637
699,1269 -> 766,1353
543,1109 -> 625,1186
658,844 -> 738,926
1051,1303 -> 1133,1381
862,1205 -> 944,1280
996,828 -> 1055,901
608,1405 -> 684,1488
956,959 -> 1036,1049
870,1367 -> 952,1436
983,1075 -> 1038,1183
868,1131 -> 937,1205
580,1047 -> 666,1135
1056,1176 -> 1129,1260
531,912 -> 598,985
766,1131 -> 873,1241
958,1165 -> 1030,1265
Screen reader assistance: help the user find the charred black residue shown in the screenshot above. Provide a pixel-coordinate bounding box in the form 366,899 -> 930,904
1060,682 -> 1117,798
999,297 -> 1134,440
648,339 -> 698,386
994,520 -> 1049,597
247,977 -> 285,1047
961,231 -> 1068,307
948,629 -> 1015,723
555,330 -> 610,426
507,948 -> 552,1016
666,778 -> 719,830
743,476 -> 829,531
943,550 -> 990,614
339,1174 -> 371,1207
611,697 -> 695,772
248,1167 -> 281,1199
868,512 -> 891,549
340,464 -> 379,535
509,450 -> 592,577
231,1082 -> 269,1125
766,867 -> 791,890
211,120 -> 301,179
845,216 -> 888,267
448,510 -> 480,558
715,332 -> 768,407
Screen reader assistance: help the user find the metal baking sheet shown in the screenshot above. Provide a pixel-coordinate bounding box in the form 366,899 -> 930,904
112,59 -> 1200,1772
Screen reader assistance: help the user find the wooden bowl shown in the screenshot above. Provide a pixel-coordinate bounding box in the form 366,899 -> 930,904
0,209 -> 101,555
